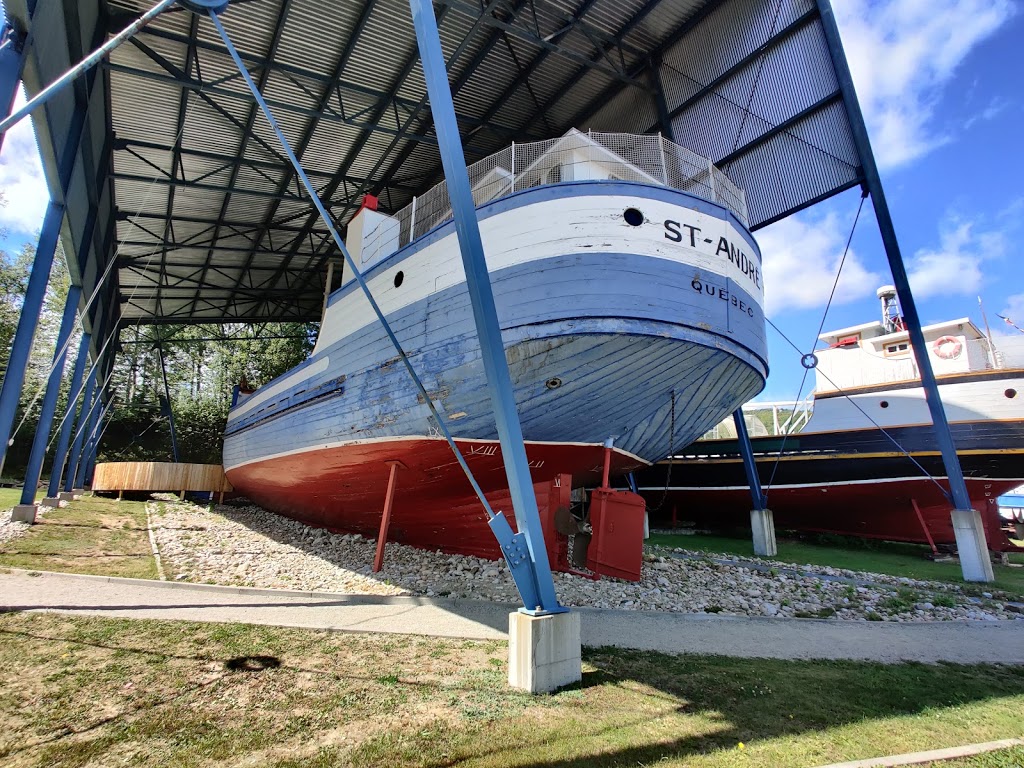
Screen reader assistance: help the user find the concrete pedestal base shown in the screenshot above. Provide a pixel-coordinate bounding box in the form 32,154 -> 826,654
58,492 -> 74,502
508,610 -> 581,694
72,488 -> 85,498
951,509 -> 994,582
11,504 -> 37,523
750,508 -> 777,557
40,497 -> 60,508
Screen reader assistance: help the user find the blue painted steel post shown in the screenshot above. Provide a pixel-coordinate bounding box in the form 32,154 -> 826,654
204,6 -> 555,612
815,0 -> 993,582
83,404 -> 111,486
732,409 -> 776,557
75,395 -> 104,490
16,286 -> 83,512
0,0 -> 178,138
408,0 -> 561,613
733,411 -> 766,510
0,201 -> 64,473
0,23 -> 27,154
47,332 -> 91,500
64,363 -> 99,493
157,344 -> 180,462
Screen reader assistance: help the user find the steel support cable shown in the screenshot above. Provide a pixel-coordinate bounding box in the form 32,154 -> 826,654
764,314 -> 953,501
208,10 -> 499,520
45,329 -> 118,449
0,0 -> 178,136
764,192 -> 866,495
18,81 -> 204,448
724,0 -> 787,175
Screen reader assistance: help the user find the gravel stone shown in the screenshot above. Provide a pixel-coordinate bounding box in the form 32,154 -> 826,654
134,494 -> 1024,623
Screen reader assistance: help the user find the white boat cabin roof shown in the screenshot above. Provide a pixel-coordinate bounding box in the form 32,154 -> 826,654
819,317 -> 985,346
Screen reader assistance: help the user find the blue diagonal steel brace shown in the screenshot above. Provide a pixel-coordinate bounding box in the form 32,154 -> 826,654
0,0 -> 178,137
0,202 -> 63,474
48,333 -> 92,499
65,360 -> 99,493
202,2 -> 562,612
201,11 -> 495,511
408,0 -> 562,614
815,0 -> 993,582
20,285 -> 83,506
733,409 -> 767,510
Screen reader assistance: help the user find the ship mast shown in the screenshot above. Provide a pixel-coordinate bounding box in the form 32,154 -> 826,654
877,285 -> 902,334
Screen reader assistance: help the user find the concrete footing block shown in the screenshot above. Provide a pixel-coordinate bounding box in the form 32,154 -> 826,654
750,508 -> 777,557
72,488 -> 85,499
508,610 -> 581,694
951,509 -> 995,582
40,497 -> 61,508
11,504 -> 38,523
58,492 -> 74,502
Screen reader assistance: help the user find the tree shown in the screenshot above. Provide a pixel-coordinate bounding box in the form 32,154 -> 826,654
100,321 -> 317,465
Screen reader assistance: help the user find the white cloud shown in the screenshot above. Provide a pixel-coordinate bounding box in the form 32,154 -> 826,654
0,90 -> 51,239
963,95 -> 1011,130
836,0 -> 1015,169
758,212 -> 882,316
907,218 -> 1007,298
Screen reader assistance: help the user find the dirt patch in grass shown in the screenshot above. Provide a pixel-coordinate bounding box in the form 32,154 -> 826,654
0,498 -> 156,579
0,612 -> 1022,768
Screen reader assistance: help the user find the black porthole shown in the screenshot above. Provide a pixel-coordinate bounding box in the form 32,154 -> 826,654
545,377 -> 563,390
1006,388 -> 1017,399
394,270 -> 404,288
623,208 -> 643,227
879,400 -> 889,408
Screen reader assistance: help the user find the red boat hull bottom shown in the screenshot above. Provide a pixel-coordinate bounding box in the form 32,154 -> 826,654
646,477 -> 1022,551
225,438 -> 646,559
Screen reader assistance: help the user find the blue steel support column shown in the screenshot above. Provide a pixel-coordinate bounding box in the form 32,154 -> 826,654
64,363 -> 99,493
815,0 -> 993,582
75,394 -> 104,490
47,332 -> 91,500
83,403 -> 112,486
204,5 -> 555,612
408,0 -> 561,613
0,0 -> 178,138
15,286 -> 83,516
732,409 -> 776,557
0,23 -> 27,154
0,202 -> 64,473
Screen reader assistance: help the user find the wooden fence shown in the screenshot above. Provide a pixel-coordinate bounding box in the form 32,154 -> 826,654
92,462 -> 232,499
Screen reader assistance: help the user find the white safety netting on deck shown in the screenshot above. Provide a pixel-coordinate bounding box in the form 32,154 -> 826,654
366,129 -> 749,261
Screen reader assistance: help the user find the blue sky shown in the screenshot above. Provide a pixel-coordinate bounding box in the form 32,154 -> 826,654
756,0 -> 1023,400
1,0 -> 1022,403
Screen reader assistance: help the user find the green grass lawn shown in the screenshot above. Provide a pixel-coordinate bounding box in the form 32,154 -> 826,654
0,612 -> 1022,768
0,496 -> 157,579
647,531 -> 1024,599
0,487 -> 44,510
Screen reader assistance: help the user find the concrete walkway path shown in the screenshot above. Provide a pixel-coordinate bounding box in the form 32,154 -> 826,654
2,569 -> 1022,664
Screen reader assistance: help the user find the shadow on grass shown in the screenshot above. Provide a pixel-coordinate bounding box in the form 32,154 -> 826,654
2,615 -> 1023,768
434,648 -> 1024,768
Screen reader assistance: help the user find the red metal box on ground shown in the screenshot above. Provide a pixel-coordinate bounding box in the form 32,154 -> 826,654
586,488 -> 646,581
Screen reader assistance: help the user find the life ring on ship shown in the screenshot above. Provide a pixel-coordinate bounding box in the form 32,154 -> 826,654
932,335 -> 962,360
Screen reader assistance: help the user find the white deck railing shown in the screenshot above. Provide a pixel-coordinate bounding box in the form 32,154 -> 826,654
381,130 -> 749,251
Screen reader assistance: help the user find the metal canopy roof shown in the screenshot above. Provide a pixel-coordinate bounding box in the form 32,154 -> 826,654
6,0 -> 862,333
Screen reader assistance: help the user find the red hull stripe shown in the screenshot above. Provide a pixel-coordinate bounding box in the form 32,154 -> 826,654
227,438 -> 643,559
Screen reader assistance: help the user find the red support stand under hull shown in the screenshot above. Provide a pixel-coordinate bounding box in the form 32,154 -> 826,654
226,438 -> 644,560
644,477 -> 1022,551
